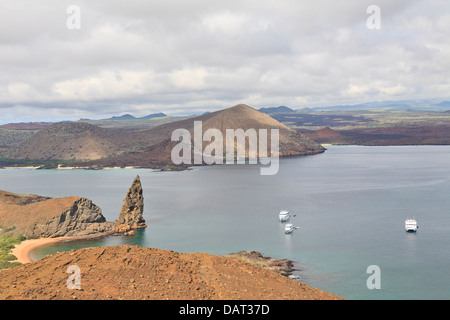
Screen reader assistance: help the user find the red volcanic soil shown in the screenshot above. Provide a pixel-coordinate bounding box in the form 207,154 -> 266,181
303,127 -> 345,144
0,245 -> 343,300
340,125 -> 450,145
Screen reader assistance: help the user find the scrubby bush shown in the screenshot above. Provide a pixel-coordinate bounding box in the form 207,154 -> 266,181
0,234 -> 25,270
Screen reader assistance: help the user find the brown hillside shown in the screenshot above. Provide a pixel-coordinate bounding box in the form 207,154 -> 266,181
0,245 -> 343,300
6,122 -> 164,161
1,115 -> 159,163
81,104 -> 325,168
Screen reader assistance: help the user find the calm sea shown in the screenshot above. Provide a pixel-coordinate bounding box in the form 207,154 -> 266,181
1,145 -> 450,300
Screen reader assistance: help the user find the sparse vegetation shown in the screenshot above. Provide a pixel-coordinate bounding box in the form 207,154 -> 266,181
0,129 -> 36,149
0,233 -> 25,270
270,110 -> 450,131
163,165 -> 184,171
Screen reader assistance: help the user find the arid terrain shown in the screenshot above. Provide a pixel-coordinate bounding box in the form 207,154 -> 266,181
3,107 -> 450,168
1,104 -> 325,168
265,109 -> 450,145
0,245 -> 343,300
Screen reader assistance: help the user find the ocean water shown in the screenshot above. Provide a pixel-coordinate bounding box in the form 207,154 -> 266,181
1,145 -> 450,300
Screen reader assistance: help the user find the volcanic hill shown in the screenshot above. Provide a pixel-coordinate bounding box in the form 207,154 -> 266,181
4,121 -> 159,161
5,104 -> 324,168
0,245 -> 343,300
80,104 -> 325,168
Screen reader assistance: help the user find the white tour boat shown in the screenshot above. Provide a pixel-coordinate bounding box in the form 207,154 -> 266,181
279,210 -> 290,222
405,219 -> 418,232
284,223 -> 294,234
284,223 -> 300,234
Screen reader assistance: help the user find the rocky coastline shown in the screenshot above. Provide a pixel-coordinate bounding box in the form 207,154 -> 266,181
228,250 -> 298,277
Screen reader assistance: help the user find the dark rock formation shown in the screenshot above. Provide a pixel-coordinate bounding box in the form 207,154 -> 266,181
228,250 -> 298,277
29,198 -> 114,238
114,175 -> 147,235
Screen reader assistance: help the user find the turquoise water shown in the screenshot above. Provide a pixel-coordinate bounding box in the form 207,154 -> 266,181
2,145 -> 450,300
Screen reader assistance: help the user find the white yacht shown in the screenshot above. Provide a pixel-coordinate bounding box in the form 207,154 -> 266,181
279,210 -> 290,222
284,223 -> 294,234
405,219 -> 418,232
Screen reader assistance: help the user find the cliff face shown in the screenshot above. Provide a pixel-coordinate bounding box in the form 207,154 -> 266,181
28,198 -> 114,238
0,191 -> 114,238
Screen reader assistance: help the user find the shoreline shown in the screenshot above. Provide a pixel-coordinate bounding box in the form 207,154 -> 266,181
11,231 -> 117,264
11,237 -> 68,264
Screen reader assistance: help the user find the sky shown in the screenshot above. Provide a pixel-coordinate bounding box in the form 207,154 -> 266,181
1,0 -> 450,123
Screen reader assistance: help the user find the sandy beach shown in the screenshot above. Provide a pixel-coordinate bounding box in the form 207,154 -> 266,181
11,232 -> 117,264
11,238 -> 68,264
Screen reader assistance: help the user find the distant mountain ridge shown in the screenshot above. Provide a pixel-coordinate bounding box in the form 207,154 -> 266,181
259,106 -> 295,114
313,99 -> 450,111
104,112 -> 167,120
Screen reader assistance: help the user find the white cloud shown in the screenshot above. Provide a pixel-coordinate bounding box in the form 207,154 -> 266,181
52,70 -> 155,100
0,0 -> 449,123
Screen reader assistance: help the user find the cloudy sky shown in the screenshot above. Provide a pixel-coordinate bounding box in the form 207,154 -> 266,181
1,0 -> 449,123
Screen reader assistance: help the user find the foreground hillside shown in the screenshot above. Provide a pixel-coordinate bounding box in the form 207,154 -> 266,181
0,245 -> 342,300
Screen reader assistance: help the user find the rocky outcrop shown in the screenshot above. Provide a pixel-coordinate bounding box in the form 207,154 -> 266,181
28,198 -> 114,238
0,175 -> 148,239
228,250 -> 298,277
114,175 -> 147,235
0,191 -> 114,239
